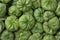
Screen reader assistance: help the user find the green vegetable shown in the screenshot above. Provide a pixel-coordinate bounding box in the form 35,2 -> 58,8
9,5 -> 22,17
56,2 -> 60,16
13,0 -> 19,5
15,30 -> 31,40
16,0 -> 32,12
34,8 -> 44,23
0,21 -> 4,33
55,32 -> 60,40
0,0 -> 60,40
43,11 -> 55,21
32,0 -> 41,9
19,14 -> 35,30
5,16 -> 19,32
0,3 -> 6,18
24,9 -> 33,15
42,34 -> 55,40
28,33 -> 42,40
0,0 -> 11,3
1,30 -> 14,40
43,17 -> 60,34
41,0 -> 57,11
31,22 -> 43,33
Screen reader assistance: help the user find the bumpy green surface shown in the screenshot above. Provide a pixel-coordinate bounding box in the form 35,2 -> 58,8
56,2 -> 60,16
43,11 -> 55,21
55,32 -> 60,40
0,0 -> 11,3
24,9 -> 33,15
34,8 -> 44,23
9,6 -> 22,17
0,0 -> 60,40
31,22 -> 43,33
13,0 -> 19,5
5,16 -> 19,32
19,14 -> 35,30
15,30 -> 31,40
43,17 -> 60,34
41,0 -> 57,11
0,3 -> 6,18
32,0 -> 41,9
28,33 -> 42,40
42,34 -> 55,40
0,21 -> 4,33
1,30 -> 14,40
16,0 -> 32,12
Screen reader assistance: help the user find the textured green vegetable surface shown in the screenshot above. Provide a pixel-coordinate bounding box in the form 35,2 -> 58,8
15,30 -> 31,40
19,14 -> 35,30
5,16 -> 19,32
28,33 -> 42,40
1,30 -> 14,40
0,21 -> 4,33
0,0 -> 60,40
0,3 -> 6,18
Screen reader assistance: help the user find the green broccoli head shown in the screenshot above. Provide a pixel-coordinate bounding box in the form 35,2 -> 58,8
15,30 -> 31,40
55,32 -> 60,40
0,3 -> 6,18
0,0 -> 11,3
34,8 -> 44,23
42,34 -> 55,40
28,33 -> 42,40
19,14 -> 35,30
41,0 -> 57,11
32,0 -> 41,9
31,22 -> 43,33
43,11 -> 55,21
9,5 -> 22,17
0,21 -> 4,33
16,0 -> 32,12
1,30 -> 14,40
5,16 -> 19,32
43,17 -> 60,34
56,2 -> 60,16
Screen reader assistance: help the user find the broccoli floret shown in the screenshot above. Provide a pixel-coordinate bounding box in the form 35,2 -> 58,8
41,0 -> 57,11
15,30 -> 31,40
0,3 -> 6,18
16,0 -> 32,12
42,34 -> 55,40
56,2 -> 60,16
32,0 -> 41,9
34,8 -> 44,23
31,22 -> 43,33
28,33 -> 42,40
1,30 -> 14,40
43,11 -> 55,21
43,17 -> 60,34
9,5 -> 22,17
19,14 -> 35,30
5,16 -> 19,32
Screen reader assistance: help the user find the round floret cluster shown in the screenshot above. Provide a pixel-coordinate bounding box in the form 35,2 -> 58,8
0,0 -> 60,40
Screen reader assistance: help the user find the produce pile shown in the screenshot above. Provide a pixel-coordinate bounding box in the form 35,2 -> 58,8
0,0 -> 60,40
